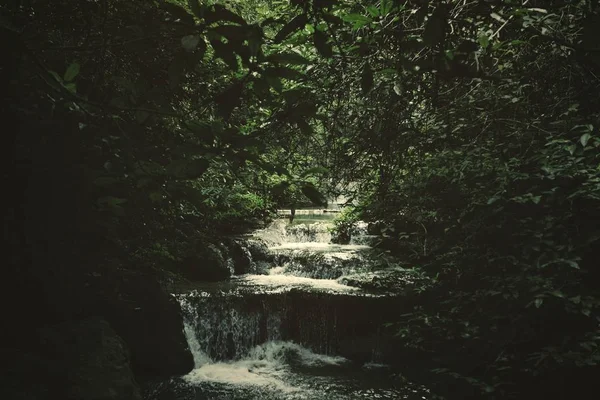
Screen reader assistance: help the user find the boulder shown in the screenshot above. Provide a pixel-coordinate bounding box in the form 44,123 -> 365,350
245,239 -> 272,262
37,317 -> 142,400
224,238 -> 252,275
180,243 -> 231,281
97,272 -> 195,379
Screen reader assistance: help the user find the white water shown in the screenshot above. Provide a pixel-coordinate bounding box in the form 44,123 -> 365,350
183,340 -> 348,394
243,273 -> 358,292
162,212 -> 431,400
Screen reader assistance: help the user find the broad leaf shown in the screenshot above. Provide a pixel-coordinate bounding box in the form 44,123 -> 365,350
264,66 -> 304,81
210,39 -> 239,70
211,25 -> 248,41
205,4 -> 246,25
313,30 -> 333,58
187,0 -> 203,19
580,133 -> 592,147
215,82 -> 243,119
64,62 -> 80,82
342,13 -> 372,29
275,14 -> 308,42
380,0 -> 394,15
265,76 -> 283,93
301,182 -> 327,206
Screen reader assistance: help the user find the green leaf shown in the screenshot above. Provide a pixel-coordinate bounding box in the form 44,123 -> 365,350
380,0 -> 394,15
181,34 -> 201,51
187,0 -> 203,19
184,119 -> 213,141
296,119 -> 314,135
322,13 -> 343,25
282,88 -> 305,103
535,298 -> 544,308
210,39 -> 239,70
205,4 -> 246,25
211,25 -> 248,41
64,82 -> 77,93
266,52 -> 310,65
366,6 -> 380,18
63,62 -> 80,82
478,33 -> 490,48
162,2 -> 195,25
265,76 -> 283,93
252,77 -> 270,97
313,30 -> 333,58
275,14 -> 308,43
49,70 -> 62,83
271,181 -> 291,195
361,63 -> 373,93
300,182 -> 327,206
393,82 -> 402,96
581,133 -> 592,147
215,81 -> 243,119
342,13 -> 372,29
291,101 -> 318,117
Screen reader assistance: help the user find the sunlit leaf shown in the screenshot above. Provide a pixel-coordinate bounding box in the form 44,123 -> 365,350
63,62 -> 80,82
301,182 -> 327,206
581,133 -> 592,147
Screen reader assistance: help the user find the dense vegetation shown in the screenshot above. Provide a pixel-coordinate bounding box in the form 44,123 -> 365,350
2,0 -> 599,399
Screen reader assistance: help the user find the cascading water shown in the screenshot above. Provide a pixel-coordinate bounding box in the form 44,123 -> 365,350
146,212 -> 431,400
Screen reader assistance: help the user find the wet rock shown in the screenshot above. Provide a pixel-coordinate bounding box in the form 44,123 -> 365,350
338,268 -> 430,292
223,238 -> 253,275
37,317 -> 141,400
180,243 -> 231,282
246,239 -> 272,262
98,272 -> 195,379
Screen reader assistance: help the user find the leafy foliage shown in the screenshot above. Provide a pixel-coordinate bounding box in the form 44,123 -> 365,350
4,0 -> 600,398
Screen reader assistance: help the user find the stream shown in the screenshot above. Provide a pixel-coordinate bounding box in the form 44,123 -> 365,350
146,212 -> 431,400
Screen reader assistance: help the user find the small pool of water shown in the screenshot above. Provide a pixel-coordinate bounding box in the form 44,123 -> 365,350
145,341 -> 430,400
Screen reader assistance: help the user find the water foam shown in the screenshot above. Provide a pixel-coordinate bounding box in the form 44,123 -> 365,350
183,341 -> 347,393
242,274 -> 358,292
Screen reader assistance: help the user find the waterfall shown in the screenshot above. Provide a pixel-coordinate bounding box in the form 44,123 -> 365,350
154,212 -> 432,400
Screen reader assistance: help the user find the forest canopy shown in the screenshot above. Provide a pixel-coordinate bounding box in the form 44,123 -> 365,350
2,0 -> 600,398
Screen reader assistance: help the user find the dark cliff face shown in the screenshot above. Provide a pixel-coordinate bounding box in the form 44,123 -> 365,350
1,258 -> 194,400
97,271 -> 195,378
2,317 -> 143,400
